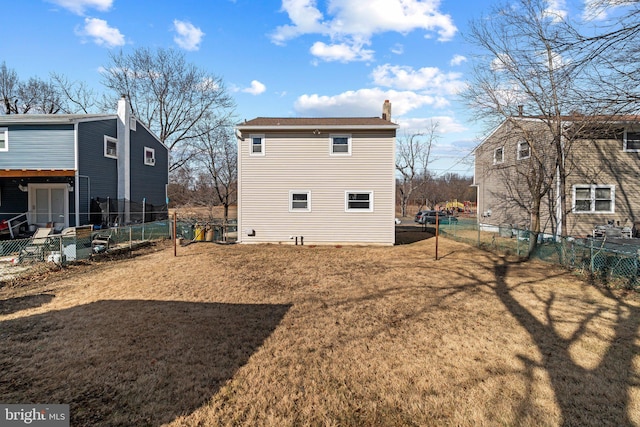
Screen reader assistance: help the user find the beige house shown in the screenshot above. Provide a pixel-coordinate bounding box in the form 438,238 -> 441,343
236,101 -> 398,245
474,115 -> 640,238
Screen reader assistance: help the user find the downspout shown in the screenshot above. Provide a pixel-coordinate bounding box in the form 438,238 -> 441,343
74,122 -> 80,228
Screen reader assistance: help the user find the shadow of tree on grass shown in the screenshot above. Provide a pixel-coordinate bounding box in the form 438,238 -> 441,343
0,299 -> 290,426
492,257 -> 640,426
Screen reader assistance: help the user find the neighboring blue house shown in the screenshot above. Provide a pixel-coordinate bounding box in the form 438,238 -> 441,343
0,96 -> 168,236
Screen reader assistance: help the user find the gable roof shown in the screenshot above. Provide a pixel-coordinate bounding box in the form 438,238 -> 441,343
0,113 -> 169,151
0,113 -> 115,125
477,114 -> 640,149
237,117 -> 398,130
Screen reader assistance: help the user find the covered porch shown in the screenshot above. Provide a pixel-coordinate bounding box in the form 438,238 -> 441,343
0,170 -> 76,239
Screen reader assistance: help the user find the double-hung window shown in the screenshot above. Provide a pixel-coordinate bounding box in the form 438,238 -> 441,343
104,136 -> 117,159
517,140 -> 530,160
345,191 -> 373,212
623,130 -> 640,152
250,134 -> 265,156
493,146 -> 504,164
0,128 -> 7,152
144,147 -> 155,166
289,191 -> 311,212
331,134 -> 351,155
573,185 -> 614,213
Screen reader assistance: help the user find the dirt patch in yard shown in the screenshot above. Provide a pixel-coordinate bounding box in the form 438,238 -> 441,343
1,237 -> 639,426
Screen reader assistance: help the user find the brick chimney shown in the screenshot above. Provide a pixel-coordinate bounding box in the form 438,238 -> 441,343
382,100 -> 391,121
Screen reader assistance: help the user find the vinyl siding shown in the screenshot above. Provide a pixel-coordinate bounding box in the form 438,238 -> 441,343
475,119 -> 640,237
0,124 -> 74,169
77,120 -> 118,200
239,130 -> 396,245
130,125 -> 168,207
564,137 -> 640,236
474,122 -> 537,228
0,180 -> 29,221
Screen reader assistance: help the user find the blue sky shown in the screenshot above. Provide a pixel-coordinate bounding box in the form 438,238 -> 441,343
0,0 -> 602,176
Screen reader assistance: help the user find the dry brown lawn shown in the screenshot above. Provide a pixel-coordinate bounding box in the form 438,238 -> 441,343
1,229 -> 639,426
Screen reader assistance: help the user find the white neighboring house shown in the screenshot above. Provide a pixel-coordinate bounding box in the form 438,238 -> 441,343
236,101 -> 398,245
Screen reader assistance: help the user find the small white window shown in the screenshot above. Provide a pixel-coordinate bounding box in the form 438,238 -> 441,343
289,191 -> 311,212
0,127 -> 7,152
331,134 -> 351,155
573,184 -> 615,213
623,130 -> 640,152
0,127 -> 7,151
250,134 -> 265,156
345,191 -> 373,212
144,147 -> 155,166
104,136 -> 117,159
493,146 -> 504,164
517,140 -> 530,160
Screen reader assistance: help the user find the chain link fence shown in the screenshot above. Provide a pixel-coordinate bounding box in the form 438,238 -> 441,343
0,220 -> 172,268
174,217 -> 238,244
429,218 -> 640,288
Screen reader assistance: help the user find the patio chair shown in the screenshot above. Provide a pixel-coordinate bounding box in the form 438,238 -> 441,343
92,229 -> 114,253
19,227 -> 53,263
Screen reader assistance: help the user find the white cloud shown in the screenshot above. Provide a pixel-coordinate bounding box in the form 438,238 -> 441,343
371,64 -> 464,95
242,80 -> 267,95
77,17 -> 125,47
450,54 -> 467,66
544,0 -> 568,21
310,41 -> 374,62
490,53 -> 514,72
47,0 -> 112,15
271,0 -> 457,62
294,88 -> 448,117
173,20 -> 205,51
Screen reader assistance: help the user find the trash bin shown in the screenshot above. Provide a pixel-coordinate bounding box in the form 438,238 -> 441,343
194,225 -> 205,241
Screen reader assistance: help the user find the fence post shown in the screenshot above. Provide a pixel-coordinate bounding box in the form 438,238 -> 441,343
142,198 -> 146,241
477,223 -> 480,247
590,238 -> 594,274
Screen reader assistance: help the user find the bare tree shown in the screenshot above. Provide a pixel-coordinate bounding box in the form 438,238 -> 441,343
0,62 -> 19,114
439,173 -> 475,207
100,47 -> 235,172
395,122 -> 438,217
0,62 -> 68,114
190,118 -> 237,221
18,77 -> 62,114
50,73 -> 99,114
167,166 -> 196,207
573,1 -> 640,112
464,0 -> 589,254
